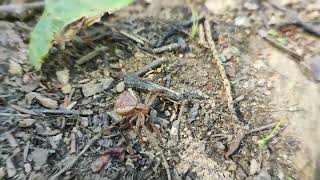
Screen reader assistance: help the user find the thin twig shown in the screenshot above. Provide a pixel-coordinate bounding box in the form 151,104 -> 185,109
76,46 -> 108,65
10,104 -> 39,116
49,133 -> 101,180
258,30 -> 304,61
31,108 -> 93,116
125,74 -> 184,101
152,37 -> 186,54
204,19 -> 239,121
245,122 -> 278,135
135,58 -> 166,77
120,30 -> 145,45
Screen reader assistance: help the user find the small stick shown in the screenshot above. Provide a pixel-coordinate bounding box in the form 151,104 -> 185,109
23,141 -> 30,162
31,108 -> 93,116
76,46 -> 108,65
245,122 -> 278,135
204,19 -> 239,121
135,59 -> 166,77
125,75 -> 184,101
70,132 -> 76,154
153,37 -> 186,54
10,104 -> 38,116
258,30 -> 304,61
120,30 -> 145,45
49,133 -> 101,180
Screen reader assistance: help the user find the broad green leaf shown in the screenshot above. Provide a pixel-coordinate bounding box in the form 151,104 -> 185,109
29,0 -> 133,70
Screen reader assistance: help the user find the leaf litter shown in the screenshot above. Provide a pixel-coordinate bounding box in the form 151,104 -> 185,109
1,0 -> 319,179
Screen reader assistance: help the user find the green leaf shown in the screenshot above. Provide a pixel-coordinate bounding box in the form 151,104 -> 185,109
29,0 -> 133,70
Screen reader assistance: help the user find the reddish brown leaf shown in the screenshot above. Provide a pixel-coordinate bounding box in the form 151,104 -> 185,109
91,154 -> 111,172
225,134 -> 245,158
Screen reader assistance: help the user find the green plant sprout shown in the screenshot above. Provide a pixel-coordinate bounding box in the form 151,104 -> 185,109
258,122 -> 281,149
190,5 -> 199,39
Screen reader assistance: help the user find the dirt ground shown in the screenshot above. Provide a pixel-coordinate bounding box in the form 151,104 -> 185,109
0,0 -> 320,180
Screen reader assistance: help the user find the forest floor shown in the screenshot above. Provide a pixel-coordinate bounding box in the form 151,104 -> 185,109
0,0 -> 320,179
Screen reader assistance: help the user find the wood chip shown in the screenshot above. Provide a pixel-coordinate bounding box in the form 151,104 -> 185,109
6,157 -> 16,178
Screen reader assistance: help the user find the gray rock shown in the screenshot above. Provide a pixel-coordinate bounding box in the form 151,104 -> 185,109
107,111 -> 123,124
116,81 -> 125,92
244,1 -> 259,10
234,16 -> 251,27
31,148 -> 49,170
253,169 -> 271,180
19,119 -> 36,128
249,159 -> 260,175
82,78 -> 114,97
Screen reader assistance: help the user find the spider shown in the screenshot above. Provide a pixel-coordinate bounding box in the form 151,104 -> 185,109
114,89 -> 156,129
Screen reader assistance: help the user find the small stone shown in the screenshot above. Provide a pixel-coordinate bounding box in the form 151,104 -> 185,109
244,1 -> 259,10
107,111 -> 123,124
116,81 -> 125,93
19,119 -> 36,127
8,60 -> 22,76
24,163 -> 32,173
249,159 -> 260,175
31,148 -> 49,170
61,84 -> 72,94
82,78 -> 114,97
0,167 -> 6,179
170,120 -> 180,136
56,69 -> 69,85
6,158 -> 16,178
80,117 -> 89,127
234,16 -> 251,27
164,110 -> 171,117
227,161 -> 237,171
222,46 -> 240,60
253,169 -> 271,180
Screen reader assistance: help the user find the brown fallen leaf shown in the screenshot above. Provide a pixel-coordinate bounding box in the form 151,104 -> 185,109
225,133 -> 244,158
91,147 -> 125,172
91,154 -> 111,172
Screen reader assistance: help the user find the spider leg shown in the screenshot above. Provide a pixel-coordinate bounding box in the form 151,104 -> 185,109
128,114 -> 138,123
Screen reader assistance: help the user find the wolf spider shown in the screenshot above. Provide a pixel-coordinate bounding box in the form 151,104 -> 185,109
114,89 -> 156,129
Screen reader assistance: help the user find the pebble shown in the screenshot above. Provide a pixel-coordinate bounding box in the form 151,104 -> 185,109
244,1 -> 259,10
80,117 -> 89,127
253,169 -> 271,180
24,163 -> 32,174
116,81 -> 125,92
170,120 -> 180,136
234,16 -> 251,27
107,111 -> 123,124
227,161 -> 237,171
8,60 -> 22,76
222,46 -> 240,60
19,119 -> 36,128
0,167 -> 5,179
82,78 -> 114,97
164,110 -> 171,117
56,69 -> 69,85
31,148 -> 49,170
6,158 -> 16,178
61,84 -> 72,94
249,159 -> 260,175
